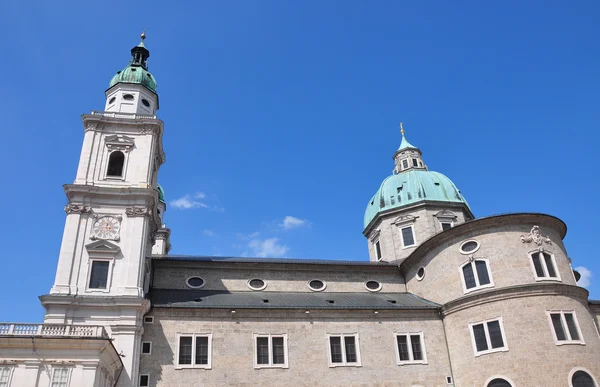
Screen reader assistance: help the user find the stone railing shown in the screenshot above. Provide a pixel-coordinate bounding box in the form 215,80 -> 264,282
91,110 -> 157,120
0,323 -> 108,339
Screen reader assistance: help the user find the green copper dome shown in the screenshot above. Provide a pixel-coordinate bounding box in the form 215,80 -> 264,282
109,65 -> 157,93
364,170 -> 469,230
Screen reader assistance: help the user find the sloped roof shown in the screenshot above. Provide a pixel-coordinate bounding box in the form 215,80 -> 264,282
152,255 -> 398,267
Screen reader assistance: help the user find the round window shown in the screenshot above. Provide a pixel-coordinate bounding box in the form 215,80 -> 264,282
142,98 -> 150,107
416,267 -> 425,281
364,280 -> 382,292
108,96 -> 116,104
459,240 -> 480,254
186,277 -> 205,289
248,278 -> 266,290
308,279 -> 326,291
123,94 -> 134,100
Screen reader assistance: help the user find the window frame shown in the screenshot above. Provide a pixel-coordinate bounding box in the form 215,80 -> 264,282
253,333 -> 289,369
139,374 -> 149,387
374,238 -> 382,261
143,316 -> 154,324
399,225 -> 417,248
327,333 -> 362,367
568,367 -> 599,387
0,366 -> 14,387
104,149 -> 130,181
547,310 -> 585,345
468,317 -> 508,356
528,250 -> 561,282
484,376 -> 515,387
141,341 -> 152,355
85,258 -> 114,293
459,258 -> 495,294
50,367 -> 72,387
394,332 -> 428,365
175,333 -> 213,369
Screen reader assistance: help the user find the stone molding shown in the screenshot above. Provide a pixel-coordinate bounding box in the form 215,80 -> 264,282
64,204 -> 92,215
520,225 -> 552,250
126,207 -> 152,217
104,134 -> 135,153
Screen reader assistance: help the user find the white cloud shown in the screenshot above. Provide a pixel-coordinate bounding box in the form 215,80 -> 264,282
203,229 -> 216,237
280,216 -> 310,230
170,192 -> 223,211
575,266 -> 592,288
248,238 -> 289,258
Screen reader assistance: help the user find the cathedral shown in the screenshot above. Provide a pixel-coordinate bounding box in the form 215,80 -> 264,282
1,34 -> 599,387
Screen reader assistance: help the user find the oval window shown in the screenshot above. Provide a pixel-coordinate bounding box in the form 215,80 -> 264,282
365,280 -> 382,292
248,278 -> 266,290
416,267 -> 425,281
460,240 -> 480,254
308,279 -> 326,291
123,94 -> 134,100
142,99 -> 150,107
186,277 -> 205,289
108,96 -> 116,104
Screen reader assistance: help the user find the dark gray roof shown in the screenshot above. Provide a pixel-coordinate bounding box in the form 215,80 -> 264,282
590,300 -> 600,305
152,255 -> 398,267
150,290 -> 439,310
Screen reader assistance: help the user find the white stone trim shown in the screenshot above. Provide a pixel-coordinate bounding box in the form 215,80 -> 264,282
459,258 -> 495,294
568,367 -> 599,387
185,276 -> 206,289
326,333 -> 362,367
468,317 -> 508,357
0,366 -> 15,387
50,366 -> 73,387
102,148 -> 131,182
364,280 -> 383,292
399,225 -> 417,249
483,376 -> 515,387
307,279 -> 327,292
528,250 -> 561,282
374,238 -> 383,261
416,267 -> 425,281
85,258 -> 115,293
253,333 -> 289,369
459,240 -> 480,255
175,333 -> 213,369
546,310 -> 585,345
247,279 -> 267,291
393,331 -> 428,365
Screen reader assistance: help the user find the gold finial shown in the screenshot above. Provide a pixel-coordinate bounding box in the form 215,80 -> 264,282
400,122 -> 405,137
140,29 -> 146,42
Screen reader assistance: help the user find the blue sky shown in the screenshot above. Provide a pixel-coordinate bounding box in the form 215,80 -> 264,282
0,0 -> 598,322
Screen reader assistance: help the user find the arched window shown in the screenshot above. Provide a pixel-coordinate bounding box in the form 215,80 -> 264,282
107,151 -> 125,177
488,379 -> 512,387
572,370 -> 596,387
460,258 -> 493,292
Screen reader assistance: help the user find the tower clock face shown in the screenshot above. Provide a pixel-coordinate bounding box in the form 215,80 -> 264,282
92,216 -> 121,240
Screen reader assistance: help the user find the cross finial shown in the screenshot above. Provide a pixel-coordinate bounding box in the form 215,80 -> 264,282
140,29 -> 146,42
400,122 -> 405,137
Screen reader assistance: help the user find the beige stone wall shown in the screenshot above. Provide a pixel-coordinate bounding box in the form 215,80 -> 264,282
152,264 -> 406,293
405,223 -> 576,305
140,310 -> 453,387
444,293 -> 600,387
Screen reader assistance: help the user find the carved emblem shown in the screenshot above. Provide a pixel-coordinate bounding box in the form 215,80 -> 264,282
140,125 -> 158,135
520,225 -> 552,248
126,207 -> 151,217
64,204 -> 91,215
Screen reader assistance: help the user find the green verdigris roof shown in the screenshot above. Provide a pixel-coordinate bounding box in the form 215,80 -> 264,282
157,184 -> 165,203
109,65 -> 157,93
398,136 -> 417,151
364,170 -> 469,230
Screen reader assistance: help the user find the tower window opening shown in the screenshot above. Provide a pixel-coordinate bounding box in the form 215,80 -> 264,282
375,240 -> 382,260
123,93 -> 134,100
402,160 -> 409,169
412,158 -> 418,167
142,98 -> 151,107
390,196 -> 395,205
397,186 -> 403,193
108,96 -> 116,104
107,151 -> 125,177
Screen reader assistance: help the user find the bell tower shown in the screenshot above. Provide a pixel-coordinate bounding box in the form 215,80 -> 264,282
41,33 -> 166,387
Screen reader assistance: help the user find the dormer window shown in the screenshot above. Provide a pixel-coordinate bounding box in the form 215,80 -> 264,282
107,151 -> 125,177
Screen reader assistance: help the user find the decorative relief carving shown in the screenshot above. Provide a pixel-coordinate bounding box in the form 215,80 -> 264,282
64,204 -> 91,215
105,134 -> 135,152
520,225 -> 552,250
85,122 -> 100,132
126,207 -> 151,217
140,125 -> 158,135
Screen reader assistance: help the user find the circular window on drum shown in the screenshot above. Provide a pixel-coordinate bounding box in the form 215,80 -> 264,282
364,280 -> 382,292
308,279 -> 326,292
122,93 -> 134,101
186,276 -> 205,289
142,98 -> 150,107
416,267 -> 425,281
247,278 -> 267,291
459,240 -> 480,254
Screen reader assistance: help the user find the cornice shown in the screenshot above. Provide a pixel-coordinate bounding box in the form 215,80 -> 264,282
441,283 -> 588,316
39,294 -> 150,309
64,184 -> 156,200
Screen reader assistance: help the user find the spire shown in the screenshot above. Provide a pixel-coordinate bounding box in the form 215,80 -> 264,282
398,122 -> 418,151
130,30 -> 150,69
393,122 -> 426,173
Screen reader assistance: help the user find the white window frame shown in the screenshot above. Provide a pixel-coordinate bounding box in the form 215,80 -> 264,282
568,367 -> 599,387
438,218 -> 454,232
399,225 -> 417,248
253,333 -> 289,369
547,310 -> 585,345
175,333 -> 213,369
459,258 -> 495,294
327,333 -> 362,367
139,374 -> 149,387
468,317 -> 508,356
528,250 -> 561,282
484,376 -> 515,387
374,238 -> 382,261
141,341 -> 152,355
50,367 -> 72,387
394,332 -> 428,365
143,316 -> 154,324
85,258 -> 114,293
0,366 -> 14,387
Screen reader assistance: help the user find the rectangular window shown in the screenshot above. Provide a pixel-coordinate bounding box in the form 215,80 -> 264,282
469,318 -> 507,356
88,261 -> 110,289
375,240 -> 382,260
328,334 -> 361,367
254,334 -> 288,368
401,226 -> 416,247
461,259 -> 493,292
395,333 -> 427,365
143,316 -> 154,324
51,368 -> 70,387
0,367 -> 13,387
176,334 -> 212,369
530,252 -> 560,281
402,159 -> 409,169
412,158 -> 418,167
548,311 -> 584,345
142,342 -> 152,355
139,374 -> 149,387
441,222 -> 452,231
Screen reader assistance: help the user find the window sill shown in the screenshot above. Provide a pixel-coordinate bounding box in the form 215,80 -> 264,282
474,347 -> 508,357
533,277 -> 561,282
463,284 -> 495,294
253,365 -> 289,369
85,288 -> 110,293
555,341 -> 585,346
402,244 -> 417,250
328,363 -> 362,368
397,361 -> 428,366
175,365 -> 211,370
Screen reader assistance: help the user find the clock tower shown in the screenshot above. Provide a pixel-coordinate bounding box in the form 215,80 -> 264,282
41,33 -> 166,387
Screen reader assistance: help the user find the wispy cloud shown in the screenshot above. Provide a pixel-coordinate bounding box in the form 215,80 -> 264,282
170,192 -> 223,211
248,238 -> 289,258
280,216 -> 310,230
203,229 -> 216,237
575,266 -> 592,288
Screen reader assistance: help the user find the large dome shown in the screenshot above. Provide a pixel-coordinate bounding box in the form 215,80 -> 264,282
109,65 -> 157,93
364,170 -> 469,230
